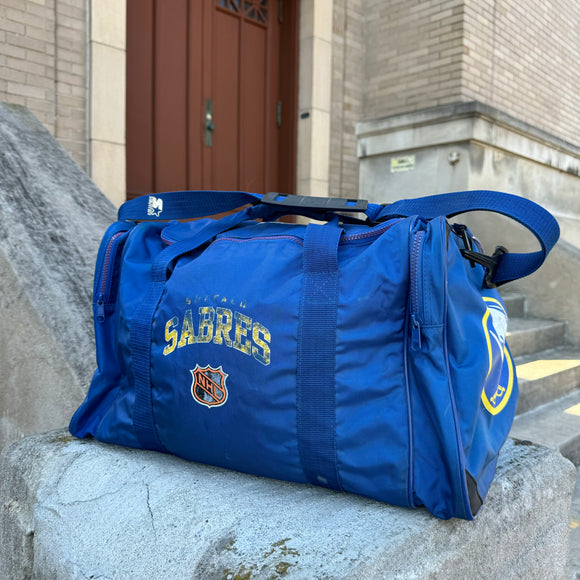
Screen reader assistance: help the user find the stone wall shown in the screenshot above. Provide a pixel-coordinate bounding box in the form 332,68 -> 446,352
0,103 -> 115,450
89,0 -> 127,207
329,0 -> 580,196
356,101 -> 580,342
363,0 -> 465,122
0,0 -> 87,169
462,0 -> 580,147
0,432 -> 575,578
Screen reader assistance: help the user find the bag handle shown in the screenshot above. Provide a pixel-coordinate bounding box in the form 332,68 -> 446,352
378,190 -> 560,286
131,206 -> 258,451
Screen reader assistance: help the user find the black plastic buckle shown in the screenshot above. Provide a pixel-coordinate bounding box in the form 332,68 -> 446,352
454,224 -> 475,267
262,192 -> 368,213
461,246 -> 508,288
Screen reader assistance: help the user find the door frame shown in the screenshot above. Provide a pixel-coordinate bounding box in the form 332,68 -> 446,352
296,0 -> 334,198
90,0 -> 332,205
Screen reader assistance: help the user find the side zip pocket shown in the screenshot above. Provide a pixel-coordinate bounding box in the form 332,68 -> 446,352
409,225 -> 425,351
94,223 -> 133,323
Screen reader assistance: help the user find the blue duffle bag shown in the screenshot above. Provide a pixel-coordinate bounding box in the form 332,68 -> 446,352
70,189 -> 559,520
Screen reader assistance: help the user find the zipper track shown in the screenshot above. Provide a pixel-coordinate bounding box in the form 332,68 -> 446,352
215,235 -> 304,245
162,219 -> 400,247
96,230 -> 128,324
99,231 -> 126,296
214,221 -> 400,246
410,231 -> 425,317
406,227 -> 425,506
341,220 -> 398,242
410,230 -> 425,351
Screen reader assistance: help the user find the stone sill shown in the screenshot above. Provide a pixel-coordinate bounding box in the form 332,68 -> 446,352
356,101 -> 580,177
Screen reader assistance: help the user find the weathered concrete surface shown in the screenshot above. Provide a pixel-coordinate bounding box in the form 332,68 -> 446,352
0,103 -> 116,449
0,431 -> 575,579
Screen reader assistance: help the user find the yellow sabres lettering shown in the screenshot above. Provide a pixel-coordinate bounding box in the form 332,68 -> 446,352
163,316 -> 179,356
233,311 -> 252,355
213,307 -> 233,347
178,309 -> 196,348
164,307 -> 271,366
252,322 -> 271,366
197,306 -> 215,343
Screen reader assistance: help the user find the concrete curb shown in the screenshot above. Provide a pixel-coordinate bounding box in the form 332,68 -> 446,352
0,431 -> 575,579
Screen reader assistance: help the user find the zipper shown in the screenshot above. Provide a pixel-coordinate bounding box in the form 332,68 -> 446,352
95,229 -> 129,323
341,219 -> 399,243
213,220 -> 401,246
410,229 -> 425,351
214,235 -> 304,245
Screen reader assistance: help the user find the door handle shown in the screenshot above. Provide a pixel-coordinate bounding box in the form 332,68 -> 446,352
205,99 -> 215,146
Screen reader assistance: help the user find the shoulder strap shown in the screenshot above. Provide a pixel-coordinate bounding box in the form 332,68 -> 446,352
118,190 -> 385,223
378,190 -> 560,285
118,190 -> 262,221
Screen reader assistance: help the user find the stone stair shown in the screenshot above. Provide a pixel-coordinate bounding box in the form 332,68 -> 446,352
502,292 -> 580,578
504,292 -> 580,462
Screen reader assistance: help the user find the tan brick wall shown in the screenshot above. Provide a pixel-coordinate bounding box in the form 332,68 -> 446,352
462,0 -> 580,146
330,0 -> 365,197
363,0 -> 466,122
0,0 -> 87,169
330,0 -> 580,195
331,0 -> 467,196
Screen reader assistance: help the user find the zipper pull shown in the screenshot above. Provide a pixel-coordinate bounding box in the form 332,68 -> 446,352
96,294 -> 106,323
411,314 -> 422,351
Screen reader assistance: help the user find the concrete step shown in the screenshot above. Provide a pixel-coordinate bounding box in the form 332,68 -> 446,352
501,292 -> 526,319
506,317 -> 566,358
515,347 -> 580,415
510,389 -> 580,466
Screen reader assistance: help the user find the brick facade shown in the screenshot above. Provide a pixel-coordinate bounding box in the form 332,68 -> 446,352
330,0 -> 365,198
0,0 -> 87,169
363,0 -> 465,121
0,0 -> 577,198
331,0 -> 580,196
462,0 -> 580,146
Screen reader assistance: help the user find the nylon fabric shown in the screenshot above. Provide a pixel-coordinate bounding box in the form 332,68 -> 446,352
131,209 -> 259,449
296,221 -> 343,490
70,189 -> 559,520
118,190 -> 262,221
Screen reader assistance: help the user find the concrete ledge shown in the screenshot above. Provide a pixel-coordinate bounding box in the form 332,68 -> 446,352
355,100 -> 580,248
356,101 -> 580,165
0,431 -> 575,579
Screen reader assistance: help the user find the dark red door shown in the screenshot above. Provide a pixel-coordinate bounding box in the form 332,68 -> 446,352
126,0 -> 299,200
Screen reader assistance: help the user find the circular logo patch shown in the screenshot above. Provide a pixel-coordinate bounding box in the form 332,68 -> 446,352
481,297 -> 514,415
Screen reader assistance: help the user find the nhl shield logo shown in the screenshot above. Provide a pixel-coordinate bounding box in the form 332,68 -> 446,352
190,364 -> 228,408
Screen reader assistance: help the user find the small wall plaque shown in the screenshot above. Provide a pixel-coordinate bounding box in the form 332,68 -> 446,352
390,155 -> 415,173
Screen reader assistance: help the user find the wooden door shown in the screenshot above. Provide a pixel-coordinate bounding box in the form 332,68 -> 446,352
126,0 -> 299,200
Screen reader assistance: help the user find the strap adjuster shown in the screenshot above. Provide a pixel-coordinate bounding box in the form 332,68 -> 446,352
262,192 -> 368,213
461,246 -> 508,288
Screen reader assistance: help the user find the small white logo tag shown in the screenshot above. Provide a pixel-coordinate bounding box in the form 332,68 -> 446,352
147,196 -> 163,217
